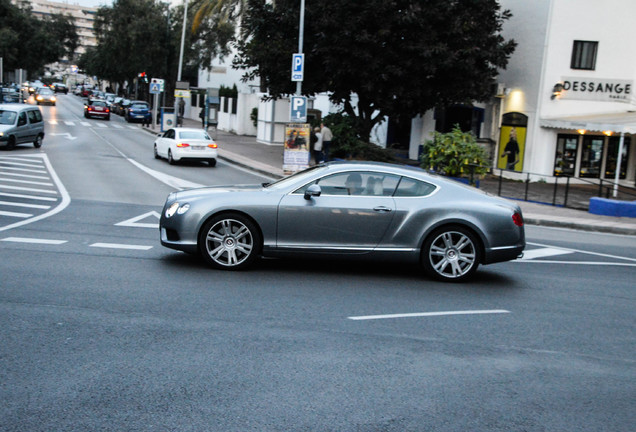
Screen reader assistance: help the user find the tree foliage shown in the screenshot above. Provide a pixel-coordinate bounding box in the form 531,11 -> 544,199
0,0 -> 78,75
234,0 -> 516,141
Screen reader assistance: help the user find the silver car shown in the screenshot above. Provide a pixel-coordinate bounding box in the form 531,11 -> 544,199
160,162 -> 525,281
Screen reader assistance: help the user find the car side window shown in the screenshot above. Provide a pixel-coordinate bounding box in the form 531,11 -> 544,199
17,112 -> 27,126
32,110 -> 43,123
294,171 -> 400,196
165,130 -> 175,139
27,110 -> 41,123
394,177 -> 437,197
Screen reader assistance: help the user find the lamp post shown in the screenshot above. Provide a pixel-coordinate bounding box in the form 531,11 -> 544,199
296,0 -> 305,97
177,0 -> 188,82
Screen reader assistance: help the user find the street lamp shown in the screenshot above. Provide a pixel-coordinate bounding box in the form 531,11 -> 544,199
177,0 -> 188,82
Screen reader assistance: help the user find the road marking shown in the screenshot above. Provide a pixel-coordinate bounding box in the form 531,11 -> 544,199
0,192 -> 57,201
523,241 -> 636,263
0,171 -> 50,180
0,177 -> 54,186
49,120 -> 58,125
519,247 -> 573,260
0,210 -> 32,218
0,165 -> 47,174
95,123 -> 108,128
0,200 -> 50,209
50,133 -> 77,140
1,237 -> 67,245
115,211 -> 161,228
515,260 -> 636,267
348,309 -> 510,321
80,122 -> 90,126
64,121 -> 75,126
0,160 -> 44,169
90,242 -> 153,250
112,124 -> 124,129
0,184 -> 57,194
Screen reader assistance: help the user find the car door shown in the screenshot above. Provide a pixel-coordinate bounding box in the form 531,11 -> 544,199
276,171 -> 400,252
15,112 -> 30,144
158,129 -> 174,157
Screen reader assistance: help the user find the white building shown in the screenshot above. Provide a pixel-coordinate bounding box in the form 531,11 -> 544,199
199,0 -> 636,186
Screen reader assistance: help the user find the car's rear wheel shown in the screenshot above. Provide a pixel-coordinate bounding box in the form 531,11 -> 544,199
33,134 -> 43,148
208,159 -> 217,167
168,150 -> 176,165
422,225 -> 481,282
198,213 -> 261,270
154,144 -> 160,159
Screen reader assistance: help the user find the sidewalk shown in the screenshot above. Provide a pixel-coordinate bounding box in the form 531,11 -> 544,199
147,118 -> 636,235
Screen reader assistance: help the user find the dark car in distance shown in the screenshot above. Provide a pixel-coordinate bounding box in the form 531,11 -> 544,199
125,100 -> 151,123
52,83 -> 68,94
84,99 -> 110,120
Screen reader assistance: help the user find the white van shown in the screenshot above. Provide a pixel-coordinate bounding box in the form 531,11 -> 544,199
0,104 -> 45,149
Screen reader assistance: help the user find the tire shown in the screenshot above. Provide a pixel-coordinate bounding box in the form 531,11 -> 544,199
7,136 -> 16,150
421,225 -> 481,282
106,115 -> 110,121
33,134 -> 43,148
154,144 -> 160,159
198,213 -> 261,270
208,159 -> 217,167
168,150 -> 176,165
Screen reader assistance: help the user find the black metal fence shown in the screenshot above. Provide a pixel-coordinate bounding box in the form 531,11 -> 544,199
478,169 -> 636,211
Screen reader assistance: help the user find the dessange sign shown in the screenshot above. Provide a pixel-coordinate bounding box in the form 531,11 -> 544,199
560,77 -> 633,103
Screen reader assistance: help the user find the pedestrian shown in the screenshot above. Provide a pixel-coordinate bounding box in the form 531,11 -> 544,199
501,127 -> 520,170
320,122 -> 333,161
178,98 -> 185,126
312,127 -> 323,164
142,111 -> 150,128
199,106 -> 206,128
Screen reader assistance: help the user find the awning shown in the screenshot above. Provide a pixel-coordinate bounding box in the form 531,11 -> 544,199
540,111 -> 636,134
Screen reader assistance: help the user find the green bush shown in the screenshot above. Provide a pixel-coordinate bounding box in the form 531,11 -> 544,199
420,126 -> 490,178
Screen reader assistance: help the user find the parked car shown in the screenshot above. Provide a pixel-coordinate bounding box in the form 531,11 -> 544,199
52,83 -> 68,94
1,88 -> 20,103
125,100 -> 151,123
35,87 -> 57,106
114,99 -> 131,116
84,99 -> 110,120
154,127 -> 218,166
159,161 -> 526,281
0,104 -> 45,149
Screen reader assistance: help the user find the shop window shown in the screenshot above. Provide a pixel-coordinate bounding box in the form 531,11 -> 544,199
579,136 -> 604,178
605,136 -> 631,179
554,134 -> 579,176
571,40 -> 598,70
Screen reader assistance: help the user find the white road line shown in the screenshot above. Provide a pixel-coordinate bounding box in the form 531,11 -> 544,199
0,165 -> 47,174
49,120 -> 58,125
0,154 -> 71,232
0,210 -> 33,218
0,184 -> 57,194
127,125 -> 137,129
0,177 -> 54,186
0,156 -> 46,164
0,192 -> 57,201
0,200 -> 50,209
1,237 -> 67,245
0,172 -> 50,180
80,122 -> 91,126
0,160 -> 45,169
64,121 -> 75,126
514,260 -> 636,267
95,123 -> 108,128
111,124 -> 124,129
89,242 -> 153,250
519,247 -> 573,260
348,310 -> 511,321
526,241 -> 636,263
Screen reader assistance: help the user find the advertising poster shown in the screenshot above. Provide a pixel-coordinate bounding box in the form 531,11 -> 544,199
497,125 -> 527,171
283,123 -> 311,174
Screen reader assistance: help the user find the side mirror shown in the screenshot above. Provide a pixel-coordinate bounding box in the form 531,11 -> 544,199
304,184 -> 321,200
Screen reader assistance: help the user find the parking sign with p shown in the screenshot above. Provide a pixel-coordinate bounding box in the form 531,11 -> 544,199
291,53 -> 304,82
290,96 -> 307,122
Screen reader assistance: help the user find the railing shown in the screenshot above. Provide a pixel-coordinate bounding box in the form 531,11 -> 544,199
478,169 -> 636,211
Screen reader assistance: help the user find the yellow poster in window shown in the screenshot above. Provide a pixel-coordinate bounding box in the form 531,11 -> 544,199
497,126 -> 526,171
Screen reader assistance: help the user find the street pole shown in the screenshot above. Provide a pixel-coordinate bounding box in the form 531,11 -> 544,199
613,131 -> 625,198
177,0 -> 188,82
296,0 -> 305,97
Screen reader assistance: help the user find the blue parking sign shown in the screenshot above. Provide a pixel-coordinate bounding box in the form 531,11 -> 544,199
291,53 -> 304,82
290,96 -> 307,121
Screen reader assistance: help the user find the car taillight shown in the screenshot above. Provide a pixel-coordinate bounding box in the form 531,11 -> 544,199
87,106 -> 93,111
176,143 -> 190,148
106,108 -> 109,112
208,143 -> 218,148
512,212 -> 523,227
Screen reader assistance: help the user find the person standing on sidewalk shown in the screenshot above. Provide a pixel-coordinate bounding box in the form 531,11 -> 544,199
178,98 -> 185,126
312,127 -> 323,164
321,122 -> 333,161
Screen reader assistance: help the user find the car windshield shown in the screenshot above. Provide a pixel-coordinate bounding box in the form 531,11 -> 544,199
131,103 -> 148,109
178,131 -> 211,140
38,88 -> 53,94
264,165 -> 326,189
0,110 -> 17,125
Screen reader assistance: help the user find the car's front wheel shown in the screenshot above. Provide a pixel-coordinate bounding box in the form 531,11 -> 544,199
198,213 -> 261,270
421,225 -> 481,282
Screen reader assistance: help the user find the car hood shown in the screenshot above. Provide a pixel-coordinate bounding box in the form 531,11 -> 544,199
0,124 -> 16,133
171,184 -> 264,201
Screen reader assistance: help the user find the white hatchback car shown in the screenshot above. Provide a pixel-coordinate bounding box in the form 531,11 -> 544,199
154,128 -> 218,167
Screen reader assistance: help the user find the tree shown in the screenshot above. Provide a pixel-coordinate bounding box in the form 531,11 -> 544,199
234,0 -> 516,141
0,0 -> 78,75
189,0 -> 242,69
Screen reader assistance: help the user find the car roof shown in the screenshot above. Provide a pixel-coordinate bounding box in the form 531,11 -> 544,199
0,104 -> 40,111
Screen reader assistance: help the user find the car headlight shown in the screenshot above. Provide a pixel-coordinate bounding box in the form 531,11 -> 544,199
165,202 -> 190,218
165,202 -> 180,218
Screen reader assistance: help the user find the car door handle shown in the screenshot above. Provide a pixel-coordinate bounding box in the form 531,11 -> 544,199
373,206 -> 392,213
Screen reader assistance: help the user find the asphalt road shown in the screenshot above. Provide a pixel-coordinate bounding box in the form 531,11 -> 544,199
1,95 -> 635,431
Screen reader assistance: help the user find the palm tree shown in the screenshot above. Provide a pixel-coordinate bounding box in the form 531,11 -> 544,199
191,0 -> 246,33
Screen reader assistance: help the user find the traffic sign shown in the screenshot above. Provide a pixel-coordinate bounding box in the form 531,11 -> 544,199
290,96 -> 307,122
149,82 -> 161,94
291,53 -> 304,82
151,78 -> 165,91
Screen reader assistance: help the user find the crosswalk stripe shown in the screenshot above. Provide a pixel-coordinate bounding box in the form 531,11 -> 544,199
64,121 -> 75,126
0,210 -> 32,218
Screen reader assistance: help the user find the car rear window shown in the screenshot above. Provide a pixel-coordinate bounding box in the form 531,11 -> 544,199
394,177 -> 437,197
178,131 -> 211,140
131,103 -> 148,109
92,101 -> 107,107
27,109 -> 43,123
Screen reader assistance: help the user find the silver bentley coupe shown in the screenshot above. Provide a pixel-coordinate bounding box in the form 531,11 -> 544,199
160,161 -> 525,281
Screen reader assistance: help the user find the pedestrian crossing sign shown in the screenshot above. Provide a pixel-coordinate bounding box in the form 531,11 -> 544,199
150,82 -> 161,94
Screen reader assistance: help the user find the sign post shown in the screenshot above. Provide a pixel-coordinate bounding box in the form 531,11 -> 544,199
150,78 -> 164,131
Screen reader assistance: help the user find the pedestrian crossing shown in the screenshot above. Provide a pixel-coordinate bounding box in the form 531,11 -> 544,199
47,120 -> 140,130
